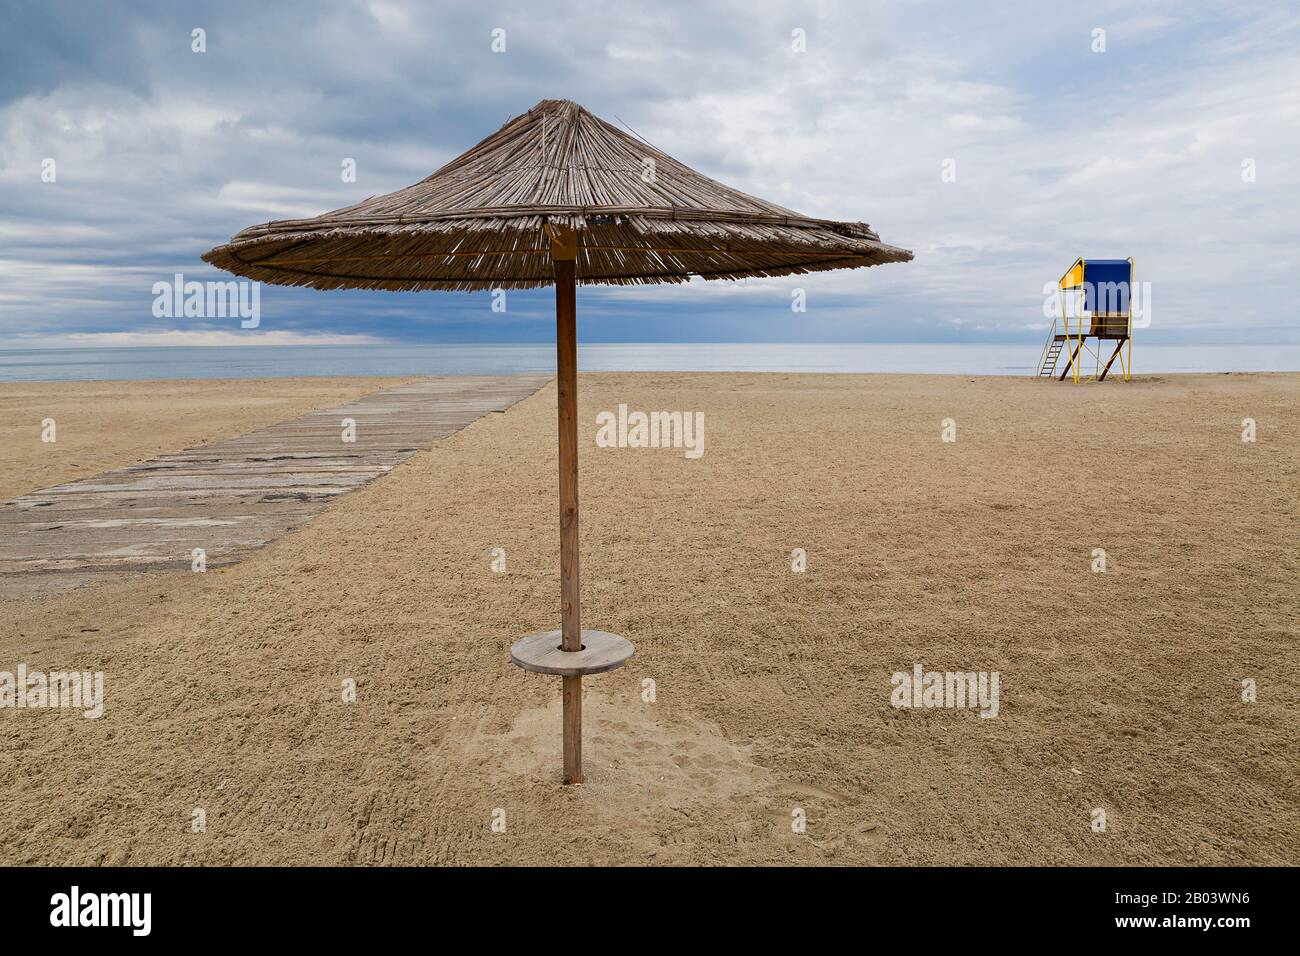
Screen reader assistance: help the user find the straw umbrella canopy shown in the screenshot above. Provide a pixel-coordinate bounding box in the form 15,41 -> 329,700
202,98 -> 912,784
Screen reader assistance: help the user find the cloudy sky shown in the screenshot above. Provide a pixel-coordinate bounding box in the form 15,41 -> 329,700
1,0 -> 1296,347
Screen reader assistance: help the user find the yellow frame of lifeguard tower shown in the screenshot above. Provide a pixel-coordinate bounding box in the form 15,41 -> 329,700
1038,257 -> 1134,382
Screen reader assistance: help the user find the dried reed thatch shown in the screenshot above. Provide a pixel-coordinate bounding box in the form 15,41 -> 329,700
202,99 -> 912,290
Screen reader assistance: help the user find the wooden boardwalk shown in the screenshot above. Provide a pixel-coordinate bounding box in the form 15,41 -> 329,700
0,375 -> 550,599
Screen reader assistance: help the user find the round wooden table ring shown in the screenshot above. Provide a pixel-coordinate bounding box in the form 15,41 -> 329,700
510,629 -> 635,677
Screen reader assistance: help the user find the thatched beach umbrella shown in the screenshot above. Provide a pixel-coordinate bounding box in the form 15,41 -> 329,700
203,98 -> 911,784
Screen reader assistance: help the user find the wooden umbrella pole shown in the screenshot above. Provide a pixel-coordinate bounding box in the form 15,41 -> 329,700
552,227 -> 582,784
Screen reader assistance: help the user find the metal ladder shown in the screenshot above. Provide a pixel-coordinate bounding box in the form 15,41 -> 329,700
1038,334 -> 1066,377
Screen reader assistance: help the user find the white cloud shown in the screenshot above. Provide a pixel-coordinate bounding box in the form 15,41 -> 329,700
211,181 -> 345,219
946,113 -> 1025,132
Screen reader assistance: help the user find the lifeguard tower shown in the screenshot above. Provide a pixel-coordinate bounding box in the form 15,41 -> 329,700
1038,257 -> 1134,382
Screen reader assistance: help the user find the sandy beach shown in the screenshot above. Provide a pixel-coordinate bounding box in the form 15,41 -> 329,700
1,371 -> 1296,866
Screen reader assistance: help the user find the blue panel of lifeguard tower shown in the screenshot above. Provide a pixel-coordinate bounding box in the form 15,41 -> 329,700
1082,259 -> 1131,314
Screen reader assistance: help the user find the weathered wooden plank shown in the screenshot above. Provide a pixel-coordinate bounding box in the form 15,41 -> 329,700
0,375 -> 549,597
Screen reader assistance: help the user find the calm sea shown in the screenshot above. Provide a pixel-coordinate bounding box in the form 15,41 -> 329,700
0,343 -> 1296,382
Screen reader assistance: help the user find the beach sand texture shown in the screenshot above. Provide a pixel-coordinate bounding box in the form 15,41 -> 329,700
0,372 -> 1296,865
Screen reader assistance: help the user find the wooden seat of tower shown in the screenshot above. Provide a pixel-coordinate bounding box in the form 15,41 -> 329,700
1090,314 -> 1130,336
510,629 -> 635,676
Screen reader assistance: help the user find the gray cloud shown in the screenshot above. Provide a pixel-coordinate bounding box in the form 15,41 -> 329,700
1,0 -> 1297,345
